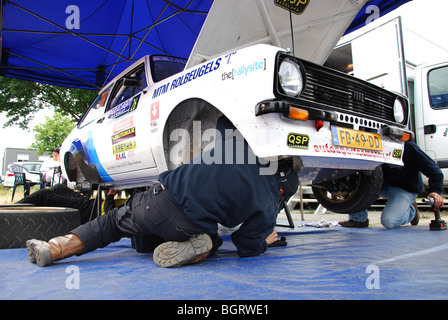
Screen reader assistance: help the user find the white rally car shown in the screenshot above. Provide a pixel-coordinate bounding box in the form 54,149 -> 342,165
60,0 -> 412,213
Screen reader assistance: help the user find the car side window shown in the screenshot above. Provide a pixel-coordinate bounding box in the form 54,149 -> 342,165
150,56 -> 186,82
108,64 -> 147,111
78,86 -> 112,128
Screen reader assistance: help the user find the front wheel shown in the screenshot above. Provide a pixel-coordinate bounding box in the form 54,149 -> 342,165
311,166 -> 383,214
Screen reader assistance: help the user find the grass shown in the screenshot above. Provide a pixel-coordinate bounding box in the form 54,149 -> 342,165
0,184 -> 40,205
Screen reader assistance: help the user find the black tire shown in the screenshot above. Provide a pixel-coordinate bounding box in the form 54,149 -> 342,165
0,207 -> 81,249
312,166 -> 383,214
0,203 -> 35,207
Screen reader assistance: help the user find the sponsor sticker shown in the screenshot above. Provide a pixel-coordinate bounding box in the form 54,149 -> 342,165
287,133 -> 309,149
392,149 -> 403,159
274,0 -> 310,15
151,101 -> 159,126
111,127 -> 136,145
114,116 -> 134,133
108,94 -> 141,119
112,139 -> 137,155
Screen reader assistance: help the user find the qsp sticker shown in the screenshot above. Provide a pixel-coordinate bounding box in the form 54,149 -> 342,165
392,149 -> 403,159
287,133 -> 309,149
274,0 -> 310,15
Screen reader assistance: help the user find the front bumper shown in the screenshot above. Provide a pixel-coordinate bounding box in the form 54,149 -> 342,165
255,99 -> 414,142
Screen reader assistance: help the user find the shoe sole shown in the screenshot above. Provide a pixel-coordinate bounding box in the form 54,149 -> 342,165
26,239 -> 53,267
26,240 -> 37,263
153,234 -> 212,268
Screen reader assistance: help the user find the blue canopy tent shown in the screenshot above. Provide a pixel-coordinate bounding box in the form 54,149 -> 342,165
0,0 -> 213,89
345,0 -> 412,34
0,0 -> 411,90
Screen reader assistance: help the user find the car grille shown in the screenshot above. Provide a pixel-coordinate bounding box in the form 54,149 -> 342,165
297,60 -> 397,124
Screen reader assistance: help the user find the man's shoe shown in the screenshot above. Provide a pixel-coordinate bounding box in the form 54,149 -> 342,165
410,202 -> 420,226
26,234 -> 84,267
153,234 -> 212,268
26,240 -> 50,265
339,219 -> 369,228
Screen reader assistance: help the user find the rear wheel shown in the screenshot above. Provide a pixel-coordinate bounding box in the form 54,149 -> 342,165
0,206 -> 80,249
311,166 -> 383,213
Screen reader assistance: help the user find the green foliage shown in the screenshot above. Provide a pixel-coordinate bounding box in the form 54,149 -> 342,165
30,112 -> 76,155
0,76 -> 97,129
0,76 -> 98,155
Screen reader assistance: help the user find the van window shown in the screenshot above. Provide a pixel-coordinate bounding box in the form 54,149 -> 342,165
428,65 -> 448,109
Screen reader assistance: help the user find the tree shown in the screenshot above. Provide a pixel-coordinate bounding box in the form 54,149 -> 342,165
0,77 -> 97,129
30,112 -> 76,156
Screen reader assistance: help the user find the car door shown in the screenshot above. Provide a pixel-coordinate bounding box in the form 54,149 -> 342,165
88,63 -> 156,182
74,83 -> 113,183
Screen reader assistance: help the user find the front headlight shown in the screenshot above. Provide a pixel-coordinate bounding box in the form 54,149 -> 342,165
393,98 -> 406,123
278,59 -> 304,96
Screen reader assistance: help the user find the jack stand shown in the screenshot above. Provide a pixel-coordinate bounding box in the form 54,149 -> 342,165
276,197 -> 295,229
423,198 -> 447,231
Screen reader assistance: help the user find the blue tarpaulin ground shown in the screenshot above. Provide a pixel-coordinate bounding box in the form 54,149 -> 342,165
2,221 -> 448,301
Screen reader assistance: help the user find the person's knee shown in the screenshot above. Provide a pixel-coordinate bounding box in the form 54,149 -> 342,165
380,216 -> 400,229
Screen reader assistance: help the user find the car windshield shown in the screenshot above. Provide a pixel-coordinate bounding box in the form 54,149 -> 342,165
7,163 -> 41,172
21,163 -> 42,172
78,85 -> 112,128
151,56 -> 186,82
12,163 -> 42,172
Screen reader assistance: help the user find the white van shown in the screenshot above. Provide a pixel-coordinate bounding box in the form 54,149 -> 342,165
327,17 -> 448,191
413,61 -> 448,189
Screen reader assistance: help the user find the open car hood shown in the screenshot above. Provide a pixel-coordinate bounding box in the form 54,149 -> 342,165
187,0 -> 369,68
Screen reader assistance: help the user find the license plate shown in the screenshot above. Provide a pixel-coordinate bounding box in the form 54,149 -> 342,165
331,126 -> 383,151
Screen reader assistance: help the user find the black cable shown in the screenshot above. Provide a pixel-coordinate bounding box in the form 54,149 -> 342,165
288,0 -> 295,56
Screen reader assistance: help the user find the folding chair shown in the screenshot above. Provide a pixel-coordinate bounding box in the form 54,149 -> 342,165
51,166 -> 63,186
11,171 -> 31,201
39,172 -> 50,189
